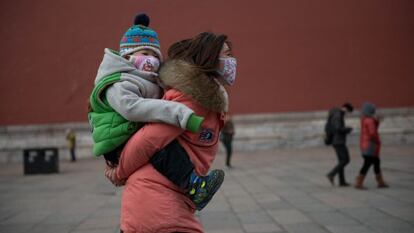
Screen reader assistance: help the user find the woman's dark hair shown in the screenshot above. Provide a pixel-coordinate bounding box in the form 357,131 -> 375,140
167,32 -> 230,77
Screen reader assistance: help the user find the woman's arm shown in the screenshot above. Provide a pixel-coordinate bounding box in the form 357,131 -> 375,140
365,118 -> 376,139
366,118 -> 380,145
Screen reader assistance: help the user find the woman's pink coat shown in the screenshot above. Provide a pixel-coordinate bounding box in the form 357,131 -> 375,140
116,88 -> 225,233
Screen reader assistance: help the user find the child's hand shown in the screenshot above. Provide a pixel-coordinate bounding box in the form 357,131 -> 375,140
104,166 -> 126,187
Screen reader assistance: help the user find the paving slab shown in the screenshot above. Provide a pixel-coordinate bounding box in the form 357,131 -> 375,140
0,146 -> 413,233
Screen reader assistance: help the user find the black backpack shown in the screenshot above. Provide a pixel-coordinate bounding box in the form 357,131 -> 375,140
323,109 -> 335,145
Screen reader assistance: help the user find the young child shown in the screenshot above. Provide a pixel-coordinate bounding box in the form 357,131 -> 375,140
88,13 -> 224,209
355,102 -> 389,189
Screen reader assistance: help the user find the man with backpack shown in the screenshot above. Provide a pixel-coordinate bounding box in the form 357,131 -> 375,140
325,103 -> 354,187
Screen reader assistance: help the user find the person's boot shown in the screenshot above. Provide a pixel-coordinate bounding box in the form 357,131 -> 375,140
338,172 -> 350,187
326,174 -> 334,186
226,160 -> 233,169
339,182 -> 351,187
354,175 -> 366,190
187,169 -> 225,210
376,174 -> 389,188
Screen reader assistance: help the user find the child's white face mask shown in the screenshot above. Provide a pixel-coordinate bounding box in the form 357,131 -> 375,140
217,57 -> 237,86
129,55 -> 160,73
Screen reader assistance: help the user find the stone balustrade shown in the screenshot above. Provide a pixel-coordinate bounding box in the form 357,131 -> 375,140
1,108 -> 413,163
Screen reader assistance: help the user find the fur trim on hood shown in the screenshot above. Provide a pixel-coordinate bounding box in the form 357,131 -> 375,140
159,60 -> 228,113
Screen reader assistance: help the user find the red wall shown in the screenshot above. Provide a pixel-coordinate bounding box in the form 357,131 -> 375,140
1,0 -> 413,125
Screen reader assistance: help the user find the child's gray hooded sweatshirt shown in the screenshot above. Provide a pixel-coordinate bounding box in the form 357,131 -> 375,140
95,48 -> 197,130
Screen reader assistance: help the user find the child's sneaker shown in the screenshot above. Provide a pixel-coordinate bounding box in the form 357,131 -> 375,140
187,169 -> 225,211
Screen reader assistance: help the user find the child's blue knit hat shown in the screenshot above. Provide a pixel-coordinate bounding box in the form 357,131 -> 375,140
119,13 -> 162,60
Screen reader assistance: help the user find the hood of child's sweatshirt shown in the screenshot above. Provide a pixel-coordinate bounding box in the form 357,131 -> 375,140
94,48 -> 157,84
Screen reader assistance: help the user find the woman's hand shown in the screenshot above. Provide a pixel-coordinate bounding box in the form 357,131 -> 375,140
105,165 -> 126,187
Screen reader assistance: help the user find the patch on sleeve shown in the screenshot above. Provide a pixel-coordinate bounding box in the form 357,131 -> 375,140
199,128 -> 214,143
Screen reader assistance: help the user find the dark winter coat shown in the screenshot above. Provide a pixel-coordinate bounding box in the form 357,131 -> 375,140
330,108 -> 352,146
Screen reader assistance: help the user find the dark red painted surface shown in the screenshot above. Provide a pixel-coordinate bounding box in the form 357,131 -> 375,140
1,0 -> 413,125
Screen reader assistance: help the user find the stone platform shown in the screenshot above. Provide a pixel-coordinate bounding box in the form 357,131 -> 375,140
0,145 -> 413,233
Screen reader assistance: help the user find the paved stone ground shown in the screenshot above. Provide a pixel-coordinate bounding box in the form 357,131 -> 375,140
0,146 -> 413,233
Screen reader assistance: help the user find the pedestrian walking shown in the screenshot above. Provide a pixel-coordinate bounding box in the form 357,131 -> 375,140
325,103 -> 354,186
220,114 -> 235,168
355,102 -> 389,189
65,128 -> 76,162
